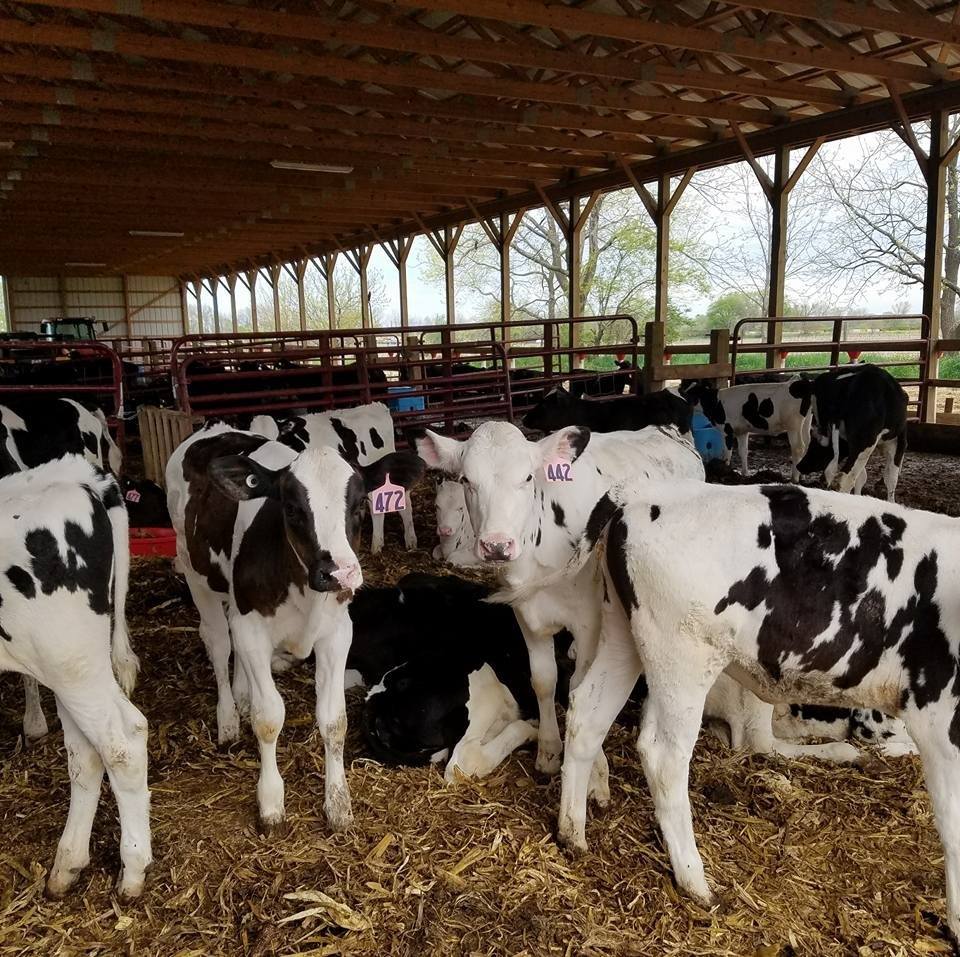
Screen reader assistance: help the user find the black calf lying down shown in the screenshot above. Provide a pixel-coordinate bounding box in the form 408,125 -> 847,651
522,384 -> 691,434
348,574 -> 912,779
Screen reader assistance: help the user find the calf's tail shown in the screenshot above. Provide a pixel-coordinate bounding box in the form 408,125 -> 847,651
105,476 -> 139,694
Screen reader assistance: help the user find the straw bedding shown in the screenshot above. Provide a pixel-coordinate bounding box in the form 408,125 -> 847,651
0,451 -> 958,955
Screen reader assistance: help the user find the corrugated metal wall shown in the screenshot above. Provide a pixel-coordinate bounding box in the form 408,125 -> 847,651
5,276 -> 184,338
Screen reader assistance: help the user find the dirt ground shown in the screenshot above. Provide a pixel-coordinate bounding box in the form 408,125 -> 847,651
1,448 -> 959,956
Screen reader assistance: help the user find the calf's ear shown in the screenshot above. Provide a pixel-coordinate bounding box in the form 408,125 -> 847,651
537,425 -> 590,466
209,455 -> 283,501
409,428 -> 464,473
358,451 -> 426,492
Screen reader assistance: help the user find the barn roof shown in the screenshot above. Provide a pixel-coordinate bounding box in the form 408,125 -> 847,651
1,0 -> 959,277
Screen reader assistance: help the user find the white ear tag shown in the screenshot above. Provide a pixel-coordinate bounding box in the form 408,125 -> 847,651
544,458 -> 573,483
370,472 -> 406,513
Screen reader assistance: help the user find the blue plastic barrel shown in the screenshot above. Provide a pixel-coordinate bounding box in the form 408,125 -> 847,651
386,385 -> 426,413
691,411 -> 725,463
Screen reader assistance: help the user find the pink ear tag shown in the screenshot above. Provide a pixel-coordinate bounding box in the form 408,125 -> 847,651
125,489 -> 142,504
370,473 -> 406,513
544,458 -> 573,483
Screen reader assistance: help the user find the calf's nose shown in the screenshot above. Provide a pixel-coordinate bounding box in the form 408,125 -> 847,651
438,525 -> 454,538
478,536 -> 516,562
332,562 -> 363,593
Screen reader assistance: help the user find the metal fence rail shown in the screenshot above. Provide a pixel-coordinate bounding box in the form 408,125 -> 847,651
0,338 -> 126,451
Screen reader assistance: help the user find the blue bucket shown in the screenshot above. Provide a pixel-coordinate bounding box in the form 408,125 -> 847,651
386,385 -> 425,413
691,412 -> 725,463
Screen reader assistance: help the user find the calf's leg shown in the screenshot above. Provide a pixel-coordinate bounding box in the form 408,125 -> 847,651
558,612 -> 643,853
909,720 -> 960,943
313,611 -> 353,832
191,583 -> 239,744
399,502 -> 418,550
231,621 -> 286,829
515,609 -> 563,774
636,633 -> 725,906
22,675 -> 48,742
47,703 -> 104,896
736,432 -> 750,476
370,510 -> 385,554
786,427 -> 805,483
880,435 -> 905,503
54,683 -> 151,898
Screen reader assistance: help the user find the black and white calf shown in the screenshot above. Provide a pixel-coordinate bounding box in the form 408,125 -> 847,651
0,397 -> 121,478
250,402 -> 417,553
681,377 -> 813,480
554,480 -> 960,940
522,385 -> 691,435
797,364 -> 908,501
414,421 -> 705,803
0,398 -> 122,742
772,703 -> 914,757
349,574 -> 547,777
166,423 -> 423,830
0,456 -> 147,897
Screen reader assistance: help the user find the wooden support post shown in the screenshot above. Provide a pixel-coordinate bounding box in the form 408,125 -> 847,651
922,109 -> 949,422
227,272 -> 239,333
443,226 -> 463,326
247,268 -> 259,332
622,161 -> 695,329
766,145 -> 790,367
644,320 -> 665,392
57,273 -> 68,317
500,212 -> 511,343
178,280 -> 190,334
710,327 -> 730,388
731,128 -> 823,369
324,253 -> 337,329
269,263 -> 282,332
360,245 -> 373,328
207,277 -> 221,334
296,259 -> 308,331
192,279 -> 204,333
121,274 -> 132,337
384,237 -> 415,332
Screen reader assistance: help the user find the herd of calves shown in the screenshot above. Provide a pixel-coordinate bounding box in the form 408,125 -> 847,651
2,361 -> 959,946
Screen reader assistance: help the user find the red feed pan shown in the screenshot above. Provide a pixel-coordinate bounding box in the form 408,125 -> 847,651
129,527 -> 177,558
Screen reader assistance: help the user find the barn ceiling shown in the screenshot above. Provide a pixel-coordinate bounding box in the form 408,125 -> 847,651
0,0 -> 959,277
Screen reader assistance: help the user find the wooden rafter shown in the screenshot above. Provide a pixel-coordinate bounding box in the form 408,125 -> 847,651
0,0 -> 954,276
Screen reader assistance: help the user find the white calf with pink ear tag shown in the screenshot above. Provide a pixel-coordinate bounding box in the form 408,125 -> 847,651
370,473 -> 406,514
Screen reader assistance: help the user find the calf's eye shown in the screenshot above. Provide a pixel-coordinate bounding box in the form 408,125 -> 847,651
526,474 -> 533,482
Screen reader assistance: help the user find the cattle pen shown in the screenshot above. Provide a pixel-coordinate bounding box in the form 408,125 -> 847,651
4,2 -> 960,955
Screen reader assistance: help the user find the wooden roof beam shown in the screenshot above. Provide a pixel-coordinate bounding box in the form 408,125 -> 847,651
0,79 -> 665,157
733,0 -> 960,49
377,0 -> 941,83
0,16 -> 788,124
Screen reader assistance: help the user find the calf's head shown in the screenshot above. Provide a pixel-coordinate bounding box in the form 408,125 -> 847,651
414,420 -> 589,564
521,385 -> 573,432
363,665 -> 468,765
435,478 -> 469,541
210,446 -> 423,593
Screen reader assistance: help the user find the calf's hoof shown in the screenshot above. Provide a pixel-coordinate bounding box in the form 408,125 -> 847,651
326,789 -> 354,833
46,865 -> 85,899
557,817 -> 588,856
217,713 -> 241,748
258,807 -> 287,836
535,748 -> 562,775
117,864 -> 149,900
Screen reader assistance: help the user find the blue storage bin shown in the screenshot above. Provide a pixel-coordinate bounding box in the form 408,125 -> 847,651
386,385 -> 426,413
691,411 -> 725,463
